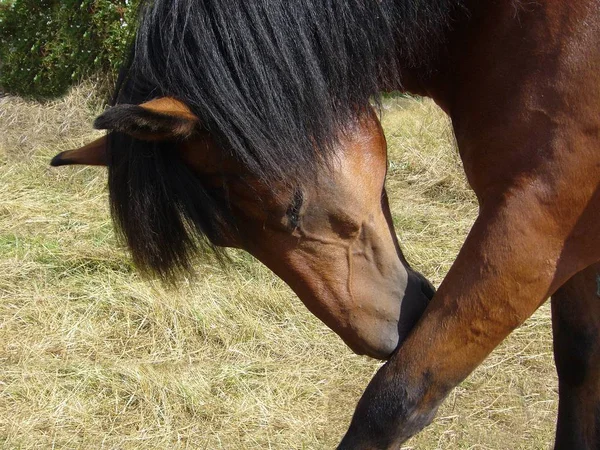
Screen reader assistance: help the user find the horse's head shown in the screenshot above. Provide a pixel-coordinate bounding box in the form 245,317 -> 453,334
51,97 -> 434,359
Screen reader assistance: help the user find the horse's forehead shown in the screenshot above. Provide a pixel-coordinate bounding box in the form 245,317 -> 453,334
178,135 -> 245,175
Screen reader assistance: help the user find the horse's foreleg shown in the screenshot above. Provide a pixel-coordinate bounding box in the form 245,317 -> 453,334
339,183 -> 600,449
552,261 -> 600,450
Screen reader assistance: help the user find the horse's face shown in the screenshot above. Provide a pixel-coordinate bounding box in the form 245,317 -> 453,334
52,98 -> 434,359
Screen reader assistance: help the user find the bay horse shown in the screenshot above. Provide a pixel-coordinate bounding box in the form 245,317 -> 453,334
52,99 -> 435,360
51,0 -> 600,448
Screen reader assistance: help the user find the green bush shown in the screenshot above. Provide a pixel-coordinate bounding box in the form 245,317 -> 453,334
0,0 -> 140,99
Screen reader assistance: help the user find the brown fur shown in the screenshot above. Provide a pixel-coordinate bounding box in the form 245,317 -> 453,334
552,262 -> 600,449
340,1 -> 600,448
51,136 -> 107,167
51,101 -> 433,360
52,1 -> 600,446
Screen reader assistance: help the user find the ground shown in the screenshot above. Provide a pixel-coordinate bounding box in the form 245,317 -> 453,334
0,87 -> 557,449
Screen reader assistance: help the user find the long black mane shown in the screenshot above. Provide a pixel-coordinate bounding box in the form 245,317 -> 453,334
108,0 -> 466,280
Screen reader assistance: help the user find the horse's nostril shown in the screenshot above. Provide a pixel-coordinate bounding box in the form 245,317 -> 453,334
412,271 -> 436,301
421,278 -> 436,301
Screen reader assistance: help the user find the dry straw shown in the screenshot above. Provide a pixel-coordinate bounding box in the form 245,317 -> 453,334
0,86 -> 556,449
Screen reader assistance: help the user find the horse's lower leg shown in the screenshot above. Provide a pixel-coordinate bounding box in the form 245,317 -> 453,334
339,183 -> 600,449
552,261 -> 600,450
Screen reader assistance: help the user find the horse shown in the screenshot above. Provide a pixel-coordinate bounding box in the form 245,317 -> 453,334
51,97 -> 435,361
50,0 -> 600,448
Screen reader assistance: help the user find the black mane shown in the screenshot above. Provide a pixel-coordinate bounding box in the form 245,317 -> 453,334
108,0 -> 466,280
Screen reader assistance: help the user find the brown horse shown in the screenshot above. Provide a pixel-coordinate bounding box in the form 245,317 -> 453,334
51,98 -> 434,360
338,2 -> 600,449
51,0 -> 600,448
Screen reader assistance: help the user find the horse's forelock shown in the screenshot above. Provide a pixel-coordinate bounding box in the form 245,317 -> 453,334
107,132 -> 229,281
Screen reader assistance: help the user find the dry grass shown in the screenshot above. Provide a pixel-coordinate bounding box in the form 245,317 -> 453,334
0,87 -> 557,449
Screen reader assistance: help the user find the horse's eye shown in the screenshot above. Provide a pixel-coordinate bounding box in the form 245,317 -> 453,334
286,189 -> 304,230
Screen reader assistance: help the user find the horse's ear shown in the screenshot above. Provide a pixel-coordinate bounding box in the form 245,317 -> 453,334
93,97 -> 200,141
50,136 -> 108,167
